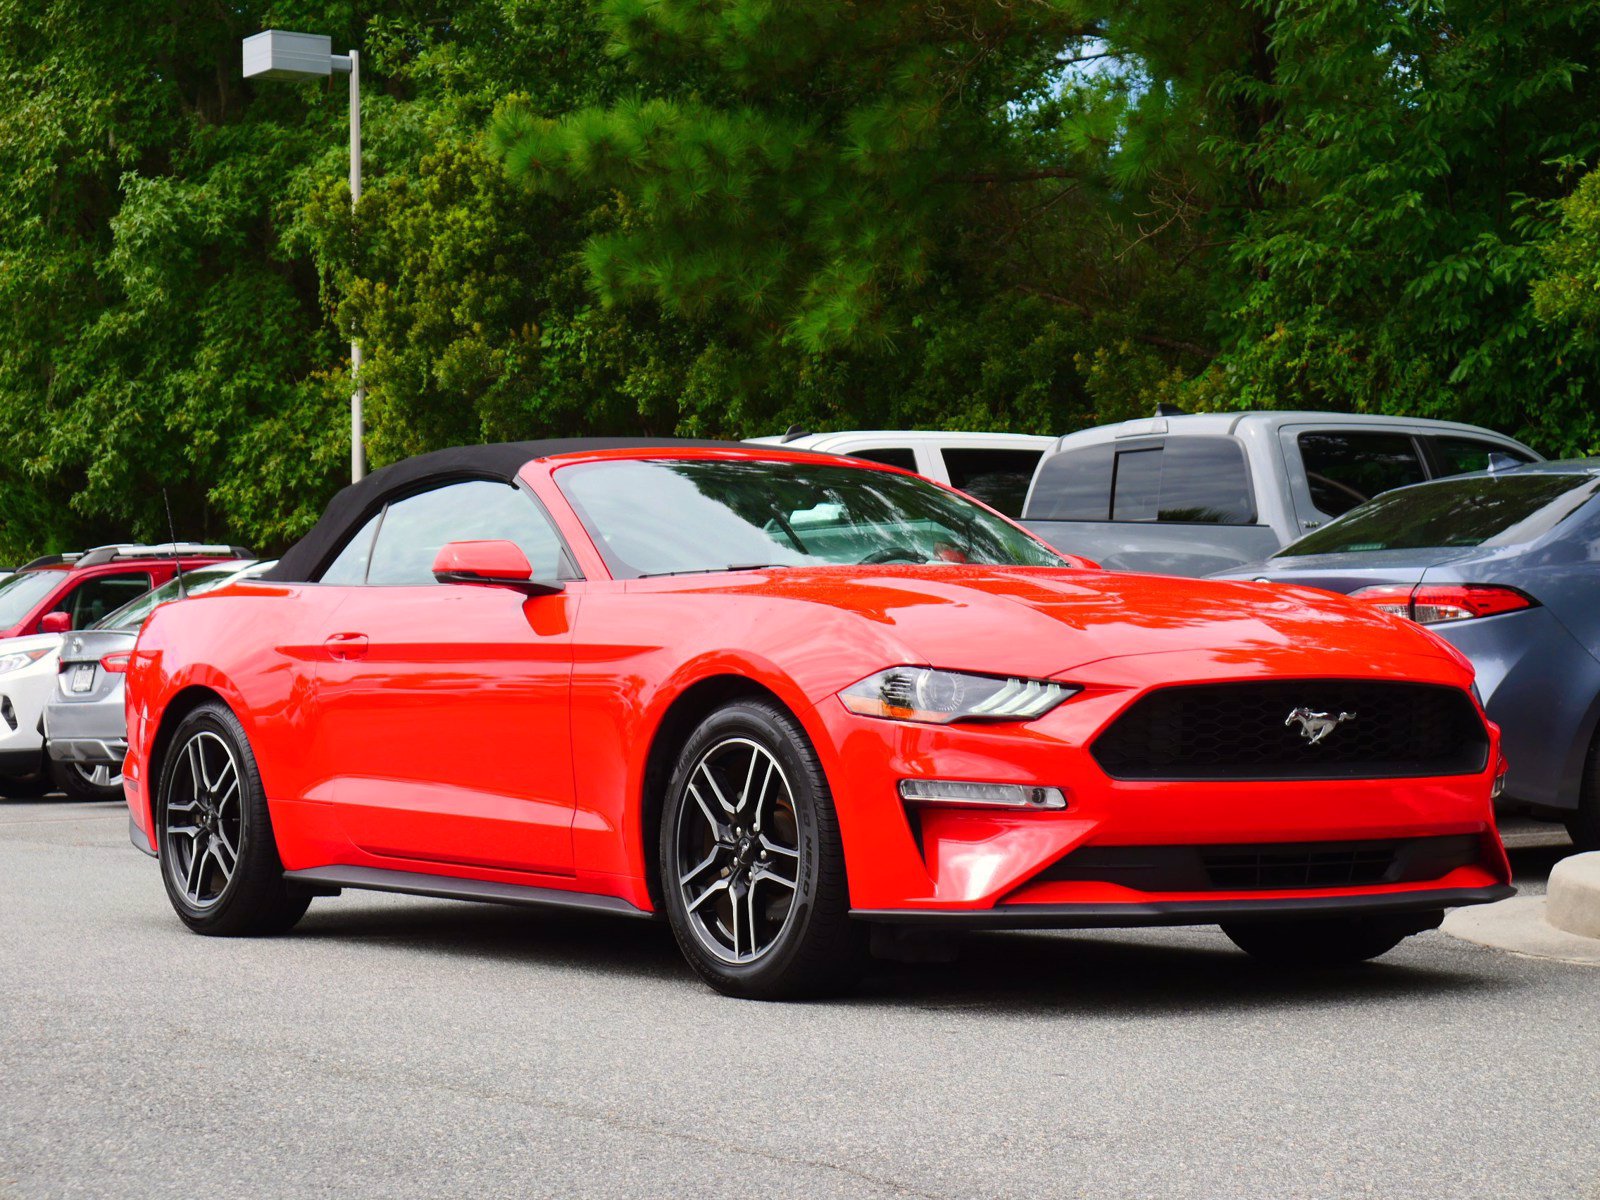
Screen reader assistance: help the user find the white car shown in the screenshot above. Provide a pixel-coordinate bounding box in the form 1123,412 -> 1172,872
0,633 -> 64,795
744,429 -> 1054,517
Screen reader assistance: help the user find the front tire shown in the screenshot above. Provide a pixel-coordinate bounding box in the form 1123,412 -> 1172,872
156,702 -> 309,936
1221,914 -> 1437,967
659,699 -> 865,999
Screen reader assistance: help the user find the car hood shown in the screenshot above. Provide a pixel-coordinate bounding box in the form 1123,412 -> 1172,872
659,565 -> 1463,679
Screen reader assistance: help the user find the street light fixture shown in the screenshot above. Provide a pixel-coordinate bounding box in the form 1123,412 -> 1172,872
242,30 -> 367,483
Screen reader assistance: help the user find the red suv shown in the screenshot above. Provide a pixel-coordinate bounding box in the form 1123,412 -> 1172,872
0,544 -> 250,639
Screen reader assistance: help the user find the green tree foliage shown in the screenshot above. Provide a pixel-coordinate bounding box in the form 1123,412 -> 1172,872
3,1 -> 1600,560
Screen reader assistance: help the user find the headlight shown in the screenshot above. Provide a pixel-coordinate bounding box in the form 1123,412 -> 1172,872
0,648 -> 49,675
839,667 -> 1077,724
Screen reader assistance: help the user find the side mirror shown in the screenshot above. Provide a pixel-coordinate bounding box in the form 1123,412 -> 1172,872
431,540 -> 563,595
39,611 -> 72,634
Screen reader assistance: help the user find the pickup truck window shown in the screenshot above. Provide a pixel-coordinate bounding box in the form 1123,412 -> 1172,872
941,448 -> 1045,517
848,447 -> 917,471
1025,444 -> 1114,520
1428,436 -> 1536,478
1298,431 -> 1426,518
1027,437 -> 1254,525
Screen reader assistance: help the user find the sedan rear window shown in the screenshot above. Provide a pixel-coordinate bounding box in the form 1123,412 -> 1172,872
1277,473 -> 1599,556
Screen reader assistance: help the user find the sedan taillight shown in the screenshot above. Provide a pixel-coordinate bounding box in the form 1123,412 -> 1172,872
1351,584 -> 1535,625
100,652 -> 132,674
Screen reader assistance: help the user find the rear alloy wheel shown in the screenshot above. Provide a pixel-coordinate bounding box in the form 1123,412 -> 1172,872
51,759 -> 123,802
1221,913 -> 1439,967
660,700 -> 864,999
157,703 -> 309,936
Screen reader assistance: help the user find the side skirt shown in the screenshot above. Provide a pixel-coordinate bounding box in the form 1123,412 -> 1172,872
282,865 -> 655,919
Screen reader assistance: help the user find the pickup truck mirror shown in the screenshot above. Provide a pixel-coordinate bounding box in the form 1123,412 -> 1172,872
39,611 -> 72,634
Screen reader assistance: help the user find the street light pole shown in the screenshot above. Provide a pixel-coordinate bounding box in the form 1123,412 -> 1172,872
242,30 -> 367,483
340,49 -> 363,482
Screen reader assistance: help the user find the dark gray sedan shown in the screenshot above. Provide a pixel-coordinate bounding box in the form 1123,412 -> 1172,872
1219,461 -> 1600,849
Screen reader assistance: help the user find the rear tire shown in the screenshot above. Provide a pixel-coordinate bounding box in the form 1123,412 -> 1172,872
1221,914 -> 1437,967
156,702 -> 309,936
659,699 -> 865,999
51,759 -> 123,803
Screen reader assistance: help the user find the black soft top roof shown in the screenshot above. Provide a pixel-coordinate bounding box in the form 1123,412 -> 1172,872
261,437 -> 766,582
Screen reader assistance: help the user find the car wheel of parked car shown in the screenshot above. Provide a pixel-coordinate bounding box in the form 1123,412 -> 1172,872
1565,729 -> 1600,853
50,760 -> 122,803
157,702 -> 309,936
659,699 -> 865,1000
0,766 -> 50,798
1220,915 -> 1433,966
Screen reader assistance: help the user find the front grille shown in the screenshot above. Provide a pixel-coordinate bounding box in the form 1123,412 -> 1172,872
1035,834 -> 1480,892
1091,680 -> 1488,781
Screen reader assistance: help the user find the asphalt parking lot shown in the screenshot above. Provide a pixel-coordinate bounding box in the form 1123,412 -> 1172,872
1,799 -> 1595,1200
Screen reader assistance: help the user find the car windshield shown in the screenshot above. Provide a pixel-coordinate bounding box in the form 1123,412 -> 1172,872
93,564 -> 252,630
1276,472 -> 1600,556
559,458 -> 1065,578
0,570 -> 64,627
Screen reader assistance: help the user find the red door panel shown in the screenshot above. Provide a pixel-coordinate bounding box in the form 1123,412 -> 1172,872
310,584 -> 579,876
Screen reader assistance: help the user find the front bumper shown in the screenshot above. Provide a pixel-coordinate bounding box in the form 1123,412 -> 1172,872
816,653 -> 1511,919
854,884 -> 1514,928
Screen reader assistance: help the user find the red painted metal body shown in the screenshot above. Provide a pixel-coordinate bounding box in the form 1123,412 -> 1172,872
123,448 -> 1510,920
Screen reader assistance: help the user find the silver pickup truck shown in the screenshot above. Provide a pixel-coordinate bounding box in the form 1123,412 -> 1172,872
1021,411 -> 1542,576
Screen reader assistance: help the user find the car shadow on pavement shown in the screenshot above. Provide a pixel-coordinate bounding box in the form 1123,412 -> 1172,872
287,895 -> 1519,1011
855,928 -> 1518,1015
293,900 -> 689,983
271,832 -> 1575,1008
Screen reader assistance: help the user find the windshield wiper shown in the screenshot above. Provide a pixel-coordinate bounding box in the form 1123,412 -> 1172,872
638,563 -> 792,578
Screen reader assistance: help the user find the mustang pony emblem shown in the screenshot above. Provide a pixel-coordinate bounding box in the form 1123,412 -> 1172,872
1285,707 -> 1356,746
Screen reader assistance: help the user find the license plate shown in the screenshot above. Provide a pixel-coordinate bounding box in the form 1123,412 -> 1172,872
70,665 -> 94,694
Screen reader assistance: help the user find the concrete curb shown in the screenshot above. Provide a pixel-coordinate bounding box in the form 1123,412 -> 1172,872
1443,849 -> 1600,963
1546,850 -> 1600,938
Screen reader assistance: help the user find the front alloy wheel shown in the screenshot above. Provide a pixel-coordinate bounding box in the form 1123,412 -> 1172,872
661,699 -> 864,999
674,736 -> 802,965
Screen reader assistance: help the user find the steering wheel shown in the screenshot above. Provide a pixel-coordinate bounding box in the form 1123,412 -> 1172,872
858,547 -> 925,565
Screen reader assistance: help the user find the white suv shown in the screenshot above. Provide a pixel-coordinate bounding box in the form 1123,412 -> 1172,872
745,429 -> 1054,517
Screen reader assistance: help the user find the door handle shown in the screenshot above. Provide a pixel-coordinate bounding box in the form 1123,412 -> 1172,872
323,632 -> 369,661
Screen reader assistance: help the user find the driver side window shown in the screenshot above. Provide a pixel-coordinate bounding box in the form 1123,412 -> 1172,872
366,481 -> 574,586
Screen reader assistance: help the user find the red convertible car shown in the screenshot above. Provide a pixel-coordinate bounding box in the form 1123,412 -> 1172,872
124,440 -> 1513,998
